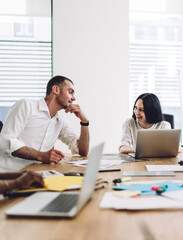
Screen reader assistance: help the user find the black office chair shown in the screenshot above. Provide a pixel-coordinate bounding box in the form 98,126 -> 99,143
162,114 -> 174,129
0,121 -> 3,132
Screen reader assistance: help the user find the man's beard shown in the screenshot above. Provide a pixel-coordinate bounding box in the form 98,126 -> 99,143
57,99 -> 68,110
60,103 -> 68,109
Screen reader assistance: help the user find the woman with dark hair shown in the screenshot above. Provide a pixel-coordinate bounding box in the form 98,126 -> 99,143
119,93 -> 171,154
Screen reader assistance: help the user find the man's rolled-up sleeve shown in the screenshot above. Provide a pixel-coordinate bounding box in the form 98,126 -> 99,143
0,134 -> 25,155
0,99 -> 29,155
10,138 -> 25,154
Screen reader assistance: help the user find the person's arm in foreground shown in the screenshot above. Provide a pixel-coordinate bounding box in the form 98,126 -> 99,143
65,104 -> 89,156
0,171 -> 44,194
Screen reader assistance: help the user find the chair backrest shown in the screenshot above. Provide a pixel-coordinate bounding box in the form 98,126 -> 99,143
163,114 -> 174,129
0,121 -> 3,132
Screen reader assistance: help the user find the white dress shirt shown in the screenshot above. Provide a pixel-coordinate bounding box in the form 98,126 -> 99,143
0,98 -> 79,172
120,118 -> 171,148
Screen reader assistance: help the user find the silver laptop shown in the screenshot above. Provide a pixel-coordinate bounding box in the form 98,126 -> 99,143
6,142 -> 104,218
130,129 -> 181,159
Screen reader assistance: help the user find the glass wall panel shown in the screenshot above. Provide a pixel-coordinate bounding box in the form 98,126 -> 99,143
0,0 -> 52,122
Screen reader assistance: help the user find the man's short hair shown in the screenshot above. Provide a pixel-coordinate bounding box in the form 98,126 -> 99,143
132,93 -> 163,124
46,75 -> 73,95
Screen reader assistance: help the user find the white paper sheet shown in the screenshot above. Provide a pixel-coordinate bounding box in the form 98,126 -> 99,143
146,164 -> 183,172
37,170 -> 64,178
162,190 -> 183,201
100,192 -> 183,210
67,159 -> 124,168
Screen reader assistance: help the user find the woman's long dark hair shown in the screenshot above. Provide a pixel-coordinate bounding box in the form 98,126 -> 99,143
132,93 -> 163,124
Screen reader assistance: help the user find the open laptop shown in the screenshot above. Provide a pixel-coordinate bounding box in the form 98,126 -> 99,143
6,142 -> 104,218
129,129 -> 181,159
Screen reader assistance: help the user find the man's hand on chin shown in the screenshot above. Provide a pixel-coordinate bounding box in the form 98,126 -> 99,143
65,104 -> 88,122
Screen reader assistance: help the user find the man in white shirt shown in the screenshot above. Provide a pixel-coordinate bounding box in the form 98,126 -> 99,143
0,75 -> 89,172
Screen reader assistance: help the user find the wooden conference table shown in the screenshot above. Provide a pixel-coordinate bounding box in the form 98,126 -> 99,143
1,152 -> 183,240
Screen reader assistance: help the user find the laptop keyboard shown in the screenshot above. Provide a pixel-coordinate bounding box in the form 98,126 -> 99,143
40,194 -> 78,213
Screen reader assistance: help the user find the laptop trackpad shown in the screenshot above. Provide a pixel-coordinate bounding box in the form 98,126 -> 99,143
40,194 -> 78,213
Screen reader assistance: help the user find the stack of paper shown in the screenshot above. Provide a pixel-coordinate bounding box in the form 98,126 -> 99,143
100,192 -> 183,210
67,159 -> 124,168
100,180 -> 183,210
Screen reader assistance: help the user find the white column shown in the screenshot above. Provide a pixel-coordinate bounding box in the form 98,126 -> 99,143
52,0 -> 129,153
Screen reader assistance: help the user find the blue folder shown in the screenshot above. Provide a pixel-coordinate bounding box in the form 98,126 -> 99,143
113,181 -> 183,196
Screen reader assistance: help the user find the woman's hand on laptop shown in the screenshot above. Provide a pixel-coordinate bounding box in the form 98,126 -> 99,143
119,145 -> 136,154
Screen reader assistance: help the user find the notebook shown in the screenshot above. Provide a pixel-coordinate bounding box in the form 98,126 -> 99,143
6,142 -> 104,218
129,129 -> 181,159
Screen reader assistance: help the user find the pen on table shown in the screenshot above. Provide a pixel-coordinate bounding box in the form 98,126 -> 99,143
95,179 -> 108,191
113,177 -> 131,184
49,170 -> 56,175
99,168 -> 121,172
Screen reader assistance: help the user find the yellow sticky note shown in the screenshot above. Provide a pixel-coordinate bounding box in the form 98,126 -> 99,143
113,190 -> 141,198
44,176 -> 83,191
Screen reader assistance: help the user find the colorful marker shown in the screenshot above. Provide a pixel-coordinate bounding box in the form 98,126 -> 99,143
151,185 -> 168,194
113,177 -> 131,184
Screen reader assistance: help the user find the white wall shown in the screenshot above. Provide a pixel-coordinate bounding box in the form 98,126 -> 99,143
53,0 -> 129,153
